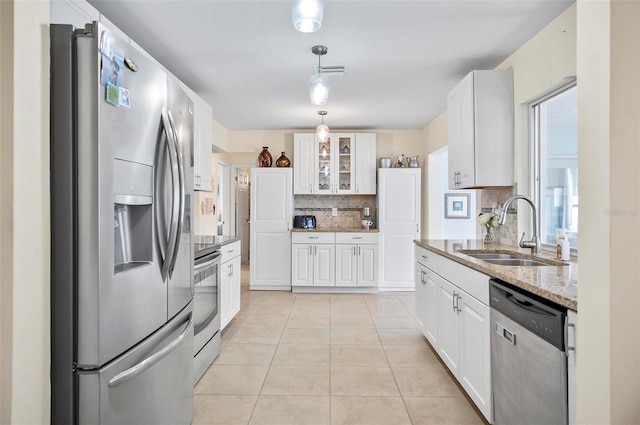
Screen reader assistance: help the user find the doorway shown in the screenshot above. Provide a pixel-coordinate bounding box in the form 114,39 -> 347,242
233,167 -> 251,263
216,161 -> 230,236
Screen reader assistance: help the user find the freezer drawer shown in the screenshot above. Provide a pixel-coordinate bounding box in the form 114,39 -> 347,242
78,303 -> 194,425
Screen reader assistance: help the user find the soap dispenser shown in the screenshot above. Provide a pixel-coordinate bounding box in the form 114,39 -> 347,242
556,229 -> 570,261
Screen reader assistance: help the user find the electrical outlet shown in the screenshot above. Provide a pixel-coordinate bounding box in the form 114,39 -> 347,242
332,207 -> 338,217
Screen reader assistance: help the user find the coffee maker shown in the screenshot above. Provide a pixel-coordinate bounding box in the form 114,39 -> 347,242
362,207 -> 373,229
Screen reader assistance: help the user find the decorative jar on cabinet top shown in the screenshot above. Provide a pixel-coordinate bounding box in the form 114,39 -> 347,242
258,147 -> 272,167
276,152 -> 290,167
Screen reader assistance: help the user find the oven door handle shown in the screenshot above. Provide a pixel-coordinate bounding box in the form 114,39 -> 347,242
194,252 -> 222,271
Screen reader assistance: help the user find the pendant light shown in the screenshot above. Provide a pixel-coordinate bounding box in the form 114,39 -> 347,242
291,0 -> 323,33
310,45 -> 329,105
316,111 -> 329,143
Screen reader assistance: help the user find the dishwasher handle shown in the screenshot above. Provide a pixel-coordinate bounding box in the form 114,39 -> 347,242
495,321 -> 516,345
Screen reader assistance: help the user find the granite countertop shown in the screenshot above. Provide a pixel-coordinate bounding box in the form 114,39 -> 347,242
292,227 -> 380,233
414,239 -> 578,311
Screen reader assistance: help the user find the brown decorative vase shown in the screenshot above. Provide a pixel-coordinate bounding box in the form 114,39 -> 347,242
258,146 -> 272,167
276,151 -> 291,168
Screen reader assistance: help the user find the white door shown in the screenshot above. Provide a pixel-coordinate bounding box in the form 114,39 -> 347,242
414,265 -> 426,331
292,244 -> 313,286
293,133 -> 315,194
335,244 -> 356,287
357,244 -> 377,286
217,161 -> 230,235
250,168 -> 292,290
314,244 -> 335,286
458,291 -> 492,422
220,260 -> 232,329
437,278 -> 460,376
378,169 -> 421,290
230,255 -> 242,319
354,133 -> 377,194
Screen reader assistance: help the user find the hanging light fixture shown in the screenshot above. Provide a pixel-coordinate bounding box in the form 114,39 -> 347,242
291,0 -> 324,33
309,45 -> 329,105
316,111 -> 329,143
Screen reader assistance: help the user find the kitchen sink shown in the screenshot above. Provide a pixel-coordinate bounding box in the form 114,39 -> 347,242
458,250 -> 567,267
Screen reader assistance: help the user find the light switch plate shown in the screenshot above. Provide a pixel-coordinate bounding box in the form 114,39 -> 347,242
332,207 -> 338,216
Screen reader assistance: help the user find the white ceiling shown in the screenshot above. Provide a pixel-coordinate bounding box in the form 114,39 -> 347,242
88,0 -> 574,131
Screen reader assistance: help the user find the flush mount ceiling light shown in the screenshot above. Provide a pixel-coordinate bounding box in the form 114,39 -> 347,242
316,111 -> 329,143
309,45 -> 329,105
292,0 -> 324,33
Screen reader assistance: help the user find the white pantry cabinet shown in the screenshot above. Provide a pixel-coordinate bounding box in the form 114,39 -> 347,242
414,246 -> 492,423
447,69 -> 513,189
377,169 -> 421,291
250,168 -> 293,290
335,233 -> 378,287
291,233 -> 336,287
293,133 -> 376,195
220,240 -> 241,329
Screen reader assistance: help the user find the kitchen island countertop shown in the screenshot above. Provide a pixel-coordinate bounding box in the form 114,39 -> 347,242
414,239 -> 577,310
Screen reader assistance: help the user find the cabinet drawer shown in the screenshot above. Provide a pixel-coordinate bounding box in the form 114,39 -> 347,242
221,240 -> 241,264
415,246 -> 439,272
438,255 -> 489,305
335,233 -> 378,244
291,232 -> 335,244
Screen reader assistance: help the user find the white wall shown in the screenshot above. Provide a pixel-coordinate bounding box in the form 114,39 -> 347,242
0,1 -> 51,423
577,0 -> 640,423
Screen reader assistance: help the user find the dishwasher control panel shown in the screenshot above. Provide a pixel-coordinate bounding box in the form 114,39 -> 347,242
489,279 -> 566,350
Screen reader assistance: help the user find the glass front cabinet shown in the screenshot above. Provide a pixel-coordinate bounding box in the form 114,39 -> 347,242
316,133 -> 355,194
293,132 -> 376,195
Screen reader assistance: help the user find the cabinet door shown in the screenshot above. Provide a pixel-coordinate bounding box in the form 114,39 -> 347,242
354,133 -> 377,194
316,134 -> 334,194
192,96 -> 213,192
423,268 -> 439,348
220,260 -> 232,329
457,73 -> 475,188
230,256 -> 242,319
292,244 -> 313,286
414,264 -> 426,331
447,86 -> 462,189
334,133 -> 355,194
314,244 -> 335,286
357,244 -> 377,286
437,278 -> 460,376
293,133 -> 315,194
458,291 -> 492,422
250,168 -> 292,289
336,244 -> 357,287
377,169 -> 421,290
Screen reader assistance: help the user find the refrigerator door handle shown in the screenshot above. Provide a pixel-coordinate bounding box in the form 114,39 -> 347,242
166,110 -> 186,278
108,312 -> 194,388
157,107 -> 181,281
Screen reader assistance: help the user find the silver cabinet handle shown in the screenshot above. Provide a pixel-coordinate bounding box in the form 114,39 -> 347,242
352,236 -> 363,240
454,292 -> 461,314
356,184 -> 359,194
314,246 -> 317,255
309,236 -> 319,239
358,246 -> 361,255
353,246 -> 356,256
565,316 -> 576,357
309,246 -> 312,256
452,291 -> 457,312
109,313 -> 193,388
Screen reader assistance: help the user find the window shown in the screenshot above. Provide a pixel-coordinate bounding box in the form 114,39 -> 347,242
532,84 -> 578,250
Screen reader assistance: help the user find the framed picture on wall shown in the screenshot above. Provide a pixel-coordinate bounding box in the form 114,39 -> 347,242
445,193 -> 471,219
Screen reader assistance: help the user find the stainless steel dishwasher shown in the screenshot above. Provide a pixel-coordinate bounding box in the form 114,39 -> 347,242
490,279 -> 568,425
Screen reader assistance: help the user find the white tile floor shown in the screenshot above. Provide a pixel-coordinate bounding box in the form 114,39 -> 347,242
193,264 -> 484,425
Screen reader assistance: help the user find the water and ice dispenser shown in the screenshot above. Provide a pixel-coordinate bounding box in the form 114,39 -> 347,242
113,159 -> 153,273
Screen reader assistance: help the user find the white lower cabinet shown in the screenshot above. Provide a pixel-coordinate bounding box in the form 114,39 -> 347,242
292,232 -> 378,288
220,241 -> 241,330
335,233 -> 378,287
415,245 -> 492,423
291,233 -> 336,287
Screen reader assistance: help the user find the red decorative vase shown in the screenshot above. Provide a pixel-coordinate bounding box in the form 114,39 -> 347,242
258,147 -> 272,167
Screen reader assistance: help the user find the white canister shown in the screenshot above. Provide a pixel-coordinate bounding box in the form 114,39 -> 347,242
379,158 -> 391,168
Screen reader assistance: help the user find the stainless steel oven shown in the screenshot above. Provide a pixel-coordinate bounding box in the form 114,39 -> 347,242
193,248 -> 221,384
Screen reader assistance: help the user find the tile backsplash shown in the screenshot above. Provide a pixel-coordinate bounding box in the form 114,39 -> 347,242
481,187 -> 518,246
295,195 -> 376,228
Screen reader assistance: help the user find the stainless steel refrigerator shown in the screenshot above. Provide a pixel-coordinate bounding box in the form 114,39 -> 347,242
50,21 -> 194,424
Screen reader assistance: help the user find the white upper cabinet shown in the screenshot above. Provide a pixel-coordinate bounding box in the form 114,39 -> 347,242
179,82 -> 213,192
293,133 -> 315,194
293,133 -> 377,195
354,133 -> 377,194
447,69 -> 514,189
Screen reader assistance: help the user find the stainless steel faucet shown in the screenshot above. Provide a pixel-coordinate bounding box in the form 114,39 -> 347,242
498,195 -> 540,255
